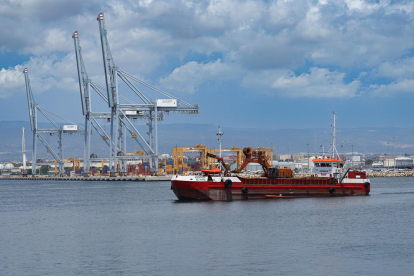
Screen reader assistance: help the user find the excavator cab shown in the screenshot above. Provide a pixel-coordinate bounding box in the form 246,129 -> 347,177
268,168 -> 293,178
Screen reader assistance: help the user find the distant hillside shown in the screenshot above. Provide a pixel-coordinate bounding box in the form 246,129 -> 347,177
1,120 -> 413,162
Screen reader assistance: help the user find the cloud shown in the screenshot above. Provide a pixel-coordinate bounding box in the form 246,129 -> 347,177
380,141 -> 414,149
368,56 -> 414,96
160,59 -> 243,94
375,57 -> 414,80
240,66 -> 360,98
0,55 -> 78,98
1,0 -> 414,100
270,67 -> 360,98
0,65 -> 25,98
2,0 -> 414,68
370,79 -> 414,96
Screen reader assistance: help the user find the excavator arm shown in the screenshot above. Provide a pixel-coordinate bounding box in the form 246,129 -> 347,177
232,147 -> 252,173
232,147 -> 271,177
206,152 -> 229,176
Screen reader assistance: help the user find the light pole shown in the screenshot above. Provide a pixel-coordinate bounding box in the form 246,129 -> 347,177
201,136 -> 205,145
163,141 -> 167,173
276,146 -> 279,161
351,144 -> 354,168
287,148 -> 290,161
387,142 -> 390,170
392,136 -> 396,170
307,143 -> 310,172
216,126 -> 223,157
270,142 -> 274,165
341,140 -> 347,160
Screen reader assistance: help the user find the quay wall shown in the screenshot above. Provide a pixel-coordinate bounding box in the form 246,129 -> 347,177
295,171 -> 414,178
2,171 -> 414,181
0,176 -> 171,181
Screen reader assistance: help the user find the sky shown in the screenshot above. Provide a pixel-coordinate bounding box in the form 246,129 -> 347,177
1,0 -> 414,130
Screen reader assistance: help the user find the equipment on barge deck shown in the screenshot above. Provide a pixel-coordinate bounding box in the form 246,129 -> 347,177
232,147 -> 291,178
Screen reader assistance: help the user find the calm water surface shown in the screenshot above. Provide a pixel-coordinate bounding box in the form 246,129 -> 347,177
1,178 -> 413,275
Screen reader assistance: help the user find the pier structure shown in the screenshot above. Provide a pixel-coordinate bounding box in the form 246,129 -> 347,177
2,176 -> 171,181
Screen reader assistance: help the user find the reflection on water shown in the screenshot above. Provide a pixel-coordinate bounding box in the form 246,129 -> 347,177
0,177 -> 413,275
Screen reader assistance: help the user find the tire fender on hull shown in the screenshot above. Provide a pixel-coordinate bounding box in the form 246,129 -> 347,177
224,179 -> 232,188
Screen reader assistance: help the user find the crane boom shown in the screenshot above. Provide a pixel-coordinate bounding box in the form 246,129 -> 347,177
72,31 -> 88,116
23,68 -> 38,174
97,12 -> 117,108
23,68 -> 37,132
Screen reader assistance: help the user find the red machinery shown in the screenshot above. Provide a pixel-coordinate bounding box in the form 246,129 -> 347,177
232,147 -> 272,177
202,152 -> 229,176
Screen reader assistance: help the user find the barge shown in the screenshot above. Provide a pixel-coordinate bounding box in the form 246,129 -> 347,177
171,148 -> 370,201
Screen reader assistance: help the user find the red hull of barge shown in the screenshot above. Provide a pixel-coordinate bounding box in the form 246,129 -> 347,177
171,177 -> 370,201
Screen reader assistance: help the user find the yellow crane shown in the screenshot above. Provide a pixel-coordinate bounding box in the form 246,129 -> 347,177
173,145 -> 209,174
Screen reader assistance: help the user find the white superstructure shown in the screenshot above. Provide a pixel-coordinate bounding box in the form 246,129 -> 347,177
312,159 -> 346,177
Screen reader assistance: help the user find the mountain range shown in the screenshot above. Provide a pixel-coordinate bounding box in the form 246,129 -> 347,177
1,120 -> 413,162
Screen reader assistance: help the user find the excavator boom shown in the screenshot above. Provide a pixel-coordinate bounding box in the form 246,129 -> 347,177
232,147 -> 271,177
206,152 -> 229,176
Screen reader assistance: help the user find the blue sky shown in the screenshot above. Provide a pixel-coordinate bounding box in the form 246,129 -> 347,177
1,0 -> 414,130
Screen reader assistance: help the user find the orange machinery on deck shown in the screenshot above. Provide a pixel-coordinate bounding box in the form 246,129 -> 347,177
232,147 -> 287,178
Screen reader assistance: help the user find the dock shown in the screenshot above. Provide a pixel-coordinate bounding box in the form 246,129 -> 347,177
295,171 -> 414,178
1,176 -> 172,181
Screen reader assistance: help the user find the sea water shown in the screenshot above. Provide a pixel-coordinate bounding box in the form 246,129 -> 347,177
0,178 -> 413,275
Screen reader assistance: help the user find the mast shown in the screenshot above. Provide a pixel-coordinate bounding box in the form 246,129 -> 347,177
330,111 -> 339,159
216,126 -> 224,157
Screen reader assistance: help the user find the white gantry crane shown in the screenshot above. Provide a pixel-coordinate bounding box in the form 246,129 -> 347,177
73,12 -> 199,176
73,31 -> 157,176
23,68 -> 84,176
